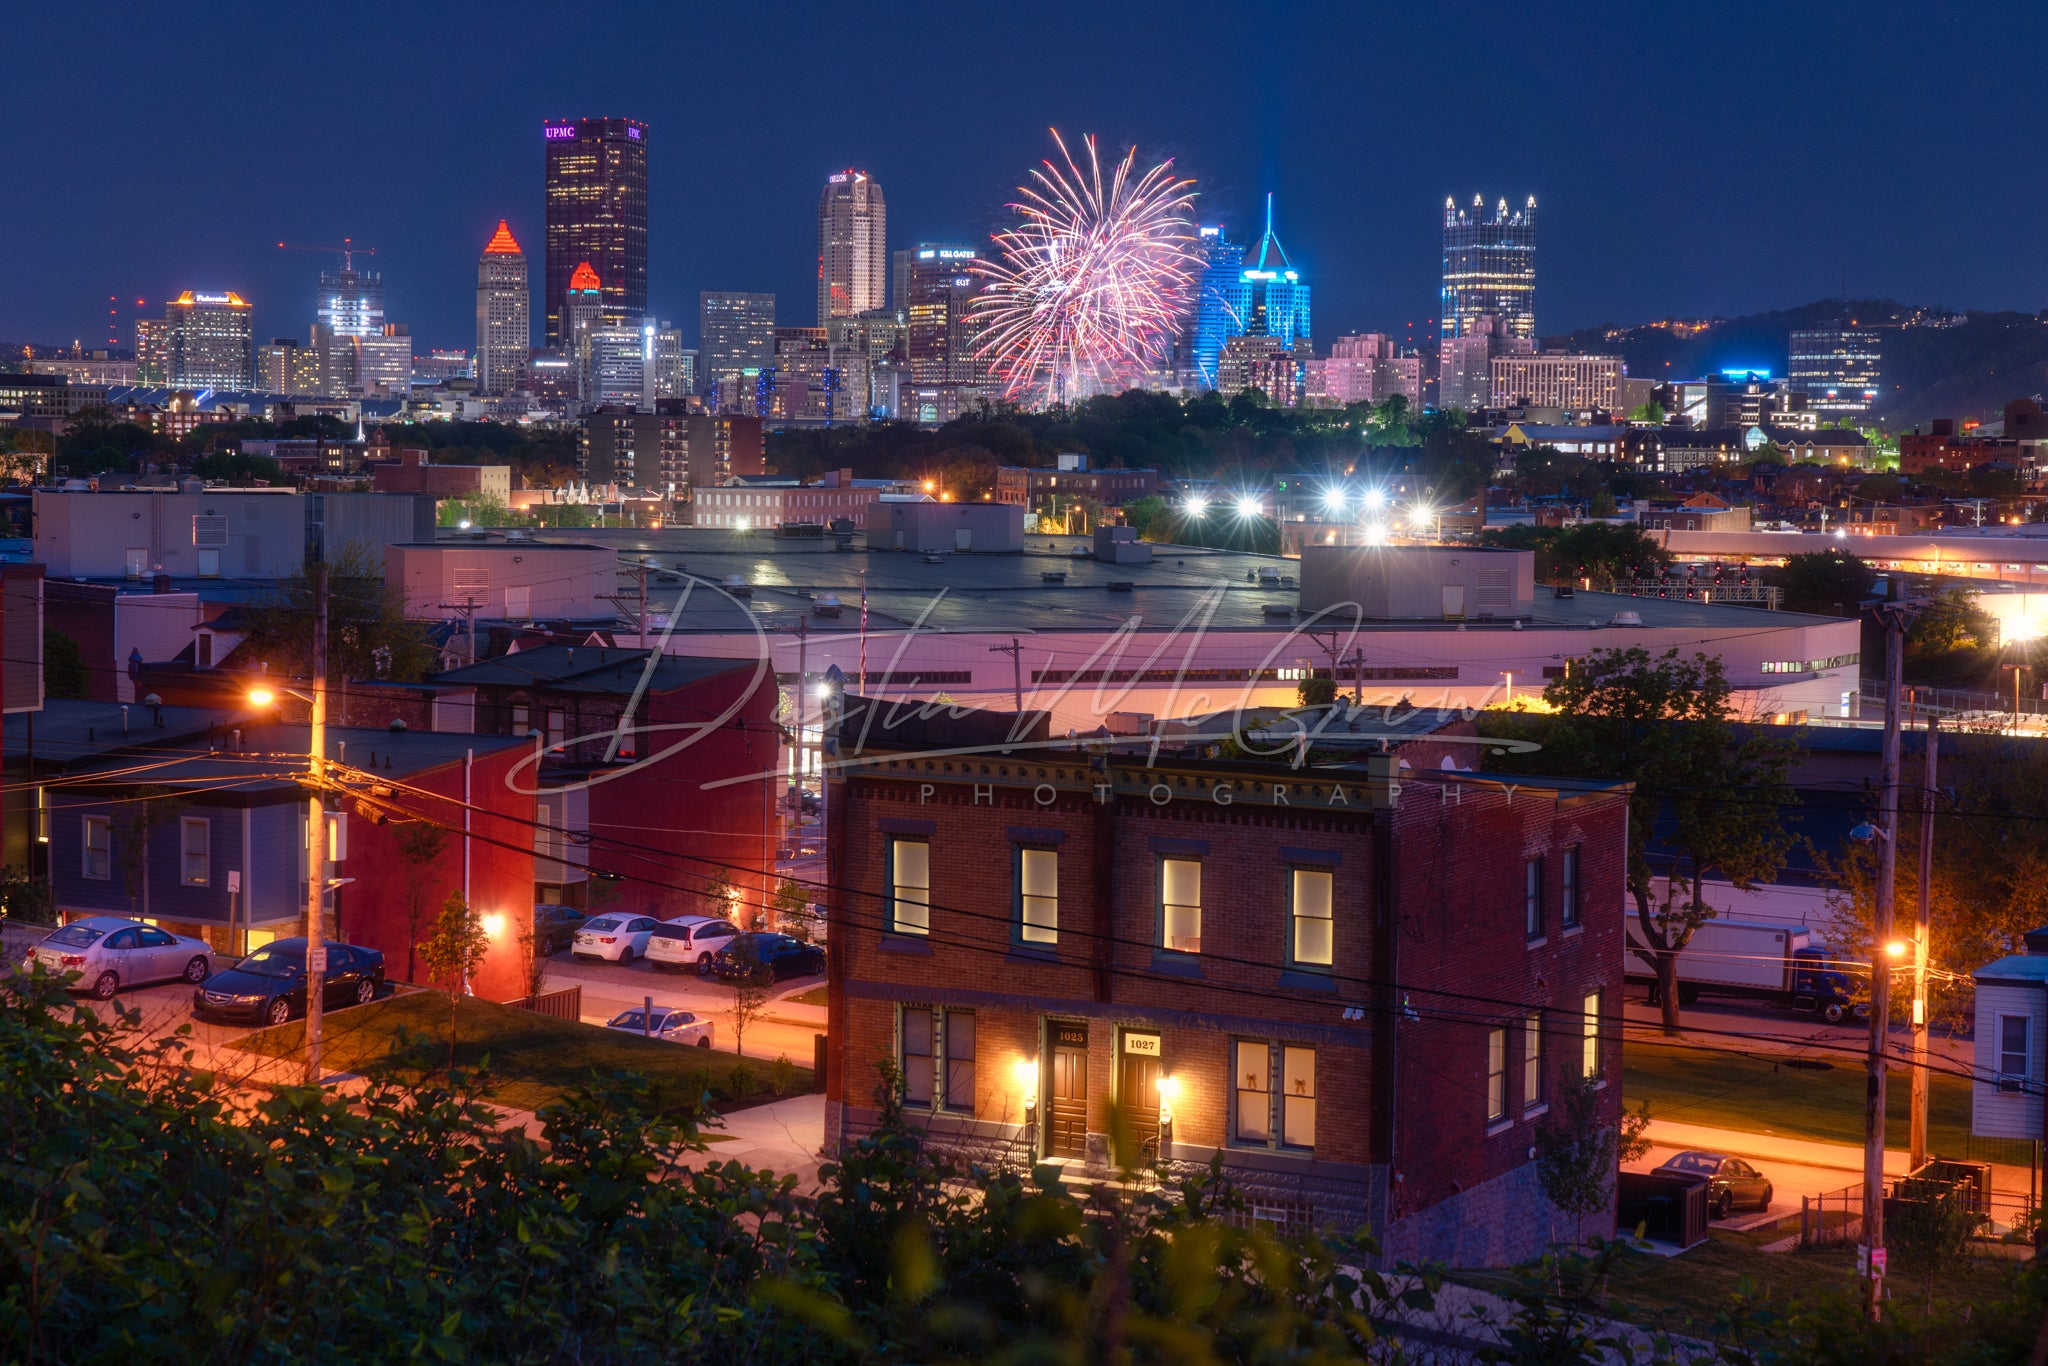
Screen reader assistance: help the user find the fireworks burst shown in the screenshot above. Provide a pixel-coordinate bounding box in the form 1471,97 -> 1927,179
972,130 -> 1201,407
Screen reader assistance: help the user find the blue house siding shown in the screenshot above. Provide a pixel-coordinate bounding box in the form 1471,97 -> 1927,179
51,799 -> 133,918
50,796 -> 297,929
247,806 -> 300,924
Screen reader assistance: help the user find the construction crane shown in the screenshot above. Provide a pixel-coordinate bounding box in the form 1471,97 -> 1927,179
276,238 -> 377,272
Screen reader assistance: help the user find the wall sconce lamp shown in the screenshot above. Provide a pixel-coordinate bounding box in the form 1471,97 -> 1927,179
1156,1073 -> 1182,1146
1014,1056 -> 1040,1116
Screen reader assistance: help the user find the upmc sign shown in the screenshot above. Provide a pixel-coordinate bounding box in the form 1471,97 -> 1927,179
544,125 -> 576,140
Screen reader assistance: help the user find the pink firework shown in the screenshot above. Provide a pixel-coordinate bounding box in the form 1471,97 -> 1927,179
972,130 -> 1200,406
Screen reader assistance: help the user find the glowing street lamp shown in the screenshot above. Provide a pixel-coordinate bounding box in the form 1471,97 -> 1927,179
1321,488 -> 1349,513
1234,495 -> 1265,519
1184,496 -> 1209,519
1363,488 -> 1386,510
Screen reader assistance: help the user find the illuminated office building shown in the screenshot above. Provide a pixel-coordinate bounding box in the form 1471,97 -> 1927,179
543,116 -> 649,344
475,219 -> 531,395
1183,225 -> 1247,390
1232,196 -> 1310,349
257,338 -> 322,395
1441,194 -> 1537,340
892,245 -> 983,385
135,318 -> 169,385
699,291 -> 776,397
1788,327 -> 1882,416
162,291 -> 254,390
818,170 -> 887,325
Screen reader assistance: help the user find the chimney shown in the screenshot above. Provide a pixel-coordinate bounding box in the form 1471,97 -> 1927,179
1366,751 -> 1400,810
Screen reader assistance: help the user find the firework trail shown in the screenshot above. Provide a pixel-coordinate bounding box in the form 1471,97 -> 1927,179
971,130 -> 1201,407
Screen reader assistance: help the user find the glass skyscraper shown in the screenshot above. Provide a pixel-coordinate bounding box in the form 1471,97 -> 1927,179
1788,327 -> 1882,415
818,170 -> 887,325
475,220 -> 530,396
1234,197 -> 1310,349
1441,195 -> 1537,340
1184,226 -> 1246,390
543,117 -> 649,345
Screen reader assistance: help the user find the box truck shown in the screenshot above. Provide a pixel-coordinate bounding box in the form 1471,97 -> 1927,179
1624,919 -> 1858,1022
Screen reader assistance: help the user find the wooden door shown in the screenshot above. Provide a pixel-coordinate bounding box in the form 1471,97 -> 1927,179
1117,1050 -> 1161,1162
1049,1022 -> 1088,1158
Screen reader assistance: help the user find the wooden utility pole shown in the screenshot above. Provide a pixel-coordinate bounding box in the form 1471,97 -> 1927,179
1861,606 -> 1906,1319
304,563 -> 329,1088
1910,717 -> 1937,1168
989,637 -> 1023,713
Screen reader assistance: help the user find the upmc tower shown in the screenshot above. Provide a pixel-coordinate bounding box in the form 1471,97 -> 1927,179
543,117 -> 648,346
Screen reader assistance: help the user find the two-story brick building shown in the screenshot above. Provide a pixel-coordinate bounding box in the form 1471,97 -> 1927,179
822,700 -> 1630,1265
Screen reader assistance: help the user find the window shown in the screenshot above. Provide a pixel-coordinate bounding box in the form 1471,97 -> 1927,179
83,816 -> 110,880
511,703 -> 530,735
1525,857 -> 1543,940
545,709 -> 565,750
944,1009 -> 975,1110
1017,847 -> 1057,943
1290,868 -> 1334,968
1582,991 -> 1601,1077
1160,857 -> 1201,953
1234,1039 -> 1270,1143
889,838 -> 931,935
901,1007 -> 935,1106
180,818 -> 209,885
2000,1014 -> 2032,1081
1523,1013 -> 1544,1110
1561,847 -> 1580,929
1281,1046 -> 1316,1147
1486,1027 -> 1507,1124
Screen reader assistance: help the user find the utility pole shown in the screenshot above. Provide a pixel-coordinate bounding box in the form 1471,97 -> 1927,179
304,563 -> 329,1088
436,599 -> 481,665
1349,648 -> 1365,704
1862,604 -> 1906,1319
989,636 -> 1024,713
793,620 -> 808,813
1910,716 -> 1938,1168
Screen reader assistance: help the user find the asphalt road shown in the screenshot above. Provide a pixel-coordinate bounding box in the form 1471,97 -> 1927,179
536,950 -> 827,1065
1622,993 -> 1975,1069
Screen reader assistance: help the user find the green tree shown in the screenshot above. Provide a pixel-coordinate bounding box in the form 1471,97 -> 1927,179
722,933 -> 773,1057
414,894 -> 489,1067
1120,494 -> 1166,536
240,542 -> 439,687
1485,647 -> 1796,1033
1297,674 -> 1337,708
437,491 -> 517,527
1909,588 -> 1996,657
392,821 -> 449,983
112,787 -> 189,919
1628,399 -> 1666,424
1773,549 -> 1873,616
1532,1073 -> 1652,1246
42,627 -> 90,699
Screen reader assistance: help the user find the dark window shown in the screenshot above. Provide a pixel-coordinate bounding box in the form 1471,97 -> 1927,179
1525,857 -> 1543,940
1561,846 -> 1580,929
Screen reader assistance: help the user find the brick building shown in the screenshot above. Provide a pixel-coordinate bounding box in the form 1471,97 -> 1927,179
822,701 -> 1630,1264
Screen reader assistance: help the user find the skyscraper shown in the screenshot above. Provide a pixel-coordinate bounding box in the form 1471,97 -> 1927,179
893,245 -> 983,385
818,170 -> 887,325
699,291 -> 775,398
543,117 -> 648,345
1788,326 -> 1882,416
1183,226 -> 1246,390
564,262 -> 607,405
1441,195 -> 1537,340
475,219 -> 530,396
313,265 -> 387,396
1232,196 -> 1310,349
162,291 -> 253,390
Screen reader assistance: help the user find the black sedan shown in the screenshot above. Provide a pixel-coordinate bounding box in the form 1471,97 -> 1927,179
192,937 -> 387,1028
1653,1150 -> 1774,1220
706,932 -> 825,985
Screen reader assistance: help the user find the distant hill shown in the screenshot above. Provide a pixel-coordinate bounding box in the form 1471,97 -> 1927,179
1555,299 -> 2048,427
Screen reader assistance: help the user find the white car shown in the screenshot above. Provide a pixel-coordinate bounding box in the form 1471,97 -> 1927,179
571,914 -> 659,963
643,916 -> 741,973
24,916 -> 213,1000
603,1005 -> 715,1047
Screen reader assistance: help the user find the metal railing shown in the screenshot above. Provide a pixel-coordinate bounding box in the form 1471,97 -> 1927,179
1861,678 -> 2048,720
1601,580 -> 1783,609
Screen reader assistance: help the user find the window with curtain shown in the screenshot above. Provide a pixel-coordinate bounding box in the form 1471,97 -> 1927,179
944,1009 -> 975,1110
2000,1015 -> 2032,1080
1582,991 -> 1601,1077
890,838 -> 931,935
1233,1039 -> 1270,1143
901,1007 -> 934,1105
1281,1046 -> 1316,1147
1290,868 -> 1334,967
1161,857 -> 1201,953
1486,1028 -> 1506,1124
83,816 -> 110,880
1017,847 -> 1057,943
1523,1012 -> 1543,1110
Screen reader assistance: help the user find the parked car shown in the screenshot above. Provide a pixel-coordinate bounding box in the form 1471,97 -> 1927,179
1653,1151 -> 1774,1219
192,937 -> 386,1028
532,904 -> 588,957
571,914 -> 660,963
643,916 -> 741,973
707,932 -> 825,985
603,1005 -> 715,1047
23,916 -> 213,1000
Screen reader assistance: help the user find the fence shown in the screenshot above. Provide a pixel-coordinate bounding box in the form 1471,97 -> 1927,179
1800,1183 -> 1864,1247
515,985 -> 582,1022
1802,1172 -> 2039,1248
1600,579 -> 1783,610
1862,677 -> 2048,720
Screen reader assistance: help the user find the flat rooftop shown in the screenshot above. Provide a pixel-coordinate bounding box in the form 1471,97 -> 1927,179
541,527 -> 1849,636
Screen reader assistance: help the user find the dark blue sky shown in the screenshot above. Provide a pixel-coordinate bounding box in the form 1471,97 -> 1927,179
7,1 -> 2044,355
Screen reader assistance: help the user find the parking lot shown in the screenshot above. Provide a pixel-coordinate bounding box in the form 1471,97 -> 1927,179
539,948 -> 826,1063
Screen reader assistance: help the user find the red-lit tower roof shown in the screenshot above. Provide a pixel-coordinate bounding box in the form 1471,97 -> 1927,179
483,220 -> 522,254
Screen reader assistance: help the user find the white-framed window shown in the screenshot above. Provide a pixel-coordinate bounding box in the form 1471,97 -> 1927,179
1525,857 -> 1544,940
1017,847 -> 1057,944
1999,1013 -> 2032,1081
1523,1012 -> 1544,1110
83,816 -> 111,880
180,817 -> 210,885
546,709 -> 565,750
889,838 -> 931,935
1233,1039 -> 1315,1150
1486,1027 -> 1507,1124
1582,991 -> 1602,1077
1561,846 -> 1580,929
1160,857 -> 1201,954
1234,1039 -> 1269,1143
1290,868 -> 1334,968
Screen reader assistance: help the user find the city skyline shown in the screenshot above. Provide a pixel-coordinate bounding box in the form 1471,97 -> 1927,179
5,3 -> 2043,359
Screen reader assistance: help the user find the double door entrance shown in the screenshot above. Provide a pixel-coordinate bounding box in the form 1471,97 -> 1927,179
1039,1022 -> 1163,1163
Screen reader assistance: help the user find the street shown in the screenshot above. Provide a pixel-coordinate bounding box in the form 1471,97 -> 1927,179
1622,992 -> 1976,1070
535,949 -> 827,1065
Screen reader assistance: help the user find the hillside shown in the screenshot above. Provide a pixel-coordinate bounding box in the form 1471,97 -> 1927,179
1557,299 -> 2048,427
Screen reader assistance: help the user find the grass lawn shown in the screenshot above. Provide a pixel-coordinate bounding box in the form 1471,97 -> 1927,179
1624,1040 -> 1983,1158
231,991 -> 813,1119
786,985 -> 829,1008
1452,1229 -> 2028,1339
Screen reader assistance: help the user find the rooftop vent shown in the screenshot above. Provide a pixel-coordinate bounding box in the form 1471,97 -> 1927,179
1262,603 -> 1295,619
1610,610 -> 1644,627
1041,571 -> 1067,583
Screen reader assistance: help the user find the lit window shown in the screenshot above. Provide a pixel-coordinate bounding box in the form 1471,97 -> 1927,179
1486,1027 -> 1507,1124
1235,1040 -> 1316,1151
1234,1039 -> 1270,1143
1281,1046 -> 1316,1147
1290,868 -> 1334,967
181,818 -> 209,886
1017,847 -> 1057,944
1582,992 -> 1601,1077
83,816 -> 110,881
889,838 -> 930,935
1160,857 -> 1201,953
1524,1012 -> 1543,1110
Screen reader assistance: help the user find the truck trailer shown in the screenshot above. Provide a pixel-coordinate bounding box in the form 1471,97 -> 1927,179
1625,918 -> 1857,1021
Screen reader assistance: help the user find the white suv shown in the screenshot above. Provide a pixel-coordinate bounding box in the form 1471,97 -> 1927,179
644,916 -> 741,974
570,914 -> 659,963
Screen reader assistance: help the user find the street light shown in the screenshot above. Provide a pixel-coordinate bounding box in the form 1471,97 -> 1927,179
1321,488 -> 1349,514
1184,496 -> 1209,519
1234,495 -> 1264,519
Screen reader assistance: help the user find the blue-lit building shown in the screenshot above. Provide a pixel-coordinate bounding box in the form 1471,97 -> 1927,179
1234,195 -> 1310,348
1183,226 -> 1246,390
1441,194 -> 1537,341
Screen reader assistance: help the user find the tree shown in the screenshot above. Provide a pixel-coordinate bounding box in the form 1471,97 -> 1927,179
1121,495 -> 1165,536
771,878 -> 811,939
112,787 -> 190,918
723,934 -> 773,1057
1888,1175 -> 1984,1307
437,491 -> 517,527
240,542 -> 439,686
1909,588 -> 1996,658
1297,674 -> 1337,708
392,821 -> 448,983
1532,1074 -> 1652,1245
702,864 -> 745,925
414,894 -> 490,1068
1628,399 -> 1666,424
1485,647 -> 1796,1033
1773,550 -> 1872,616
42,628 -> 89,700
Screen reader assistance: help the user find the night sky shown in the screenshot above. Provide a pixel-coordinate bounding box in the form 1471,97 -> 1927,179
7,1 -> 2044,356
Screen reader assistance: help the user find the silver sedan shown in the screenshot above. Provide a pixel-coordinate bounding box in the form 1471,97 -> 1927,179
22,916 -> 213,999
